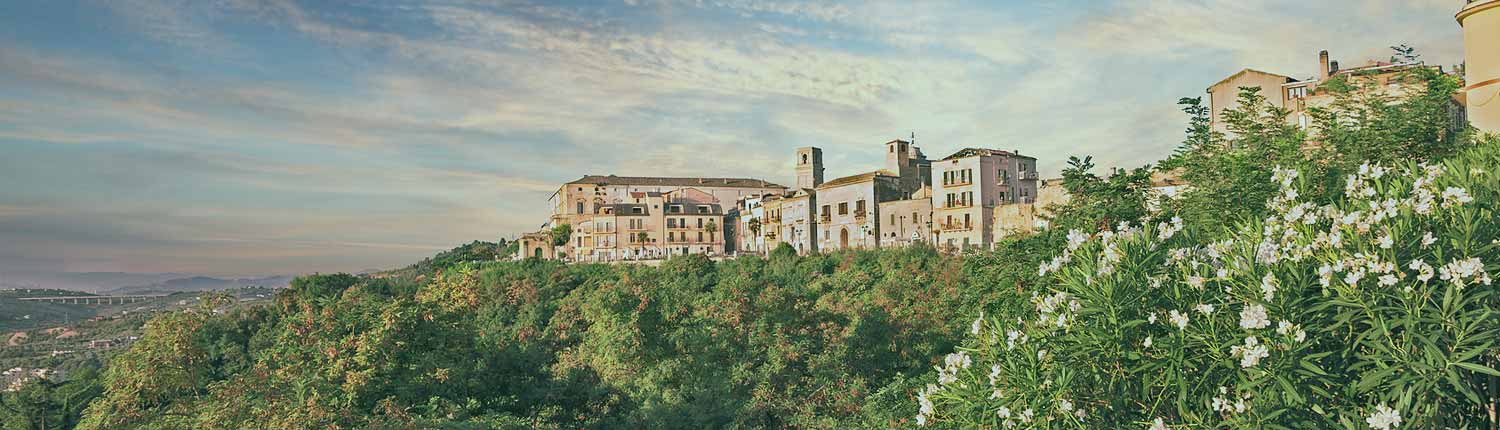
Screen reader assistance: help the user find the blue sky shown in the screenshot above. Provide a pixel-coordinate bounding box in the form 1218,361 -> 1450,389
0,0 -> 1466,276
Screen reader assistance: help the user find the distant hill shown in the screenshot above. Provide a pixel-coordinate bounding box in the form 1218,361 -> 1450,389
0,271 -> 185,293
104,275 -> 293,295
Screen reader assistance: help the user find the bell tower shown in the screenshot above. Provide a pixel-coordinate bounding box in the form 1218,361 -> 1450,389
796,147 -> 824,189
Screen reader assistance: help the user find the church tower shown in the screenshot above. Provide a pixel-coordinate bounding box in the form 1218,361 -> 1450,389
795,147 -> 824,189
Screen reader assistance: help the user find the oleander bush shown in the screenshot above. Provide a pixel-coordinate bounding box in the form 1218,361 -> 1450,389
913,142 -> 1500,429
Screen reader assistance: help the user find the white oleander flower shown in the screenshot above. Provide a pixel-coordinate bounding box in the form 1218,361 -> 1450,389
1149,417 -> 1168,430
1260,273 -> 1278,301
1378,234 -> 1393,249
1067,229 -> 1088,250
1239,304 -> 1270,330
1442,187 -> 1473,207
1195,303 -> 1215,315
1378,274 -> 1398,286
1143,336 -> 1153,348
1421,232 -> 1436,248
1231,336 -> 1268,368
1186,275 -> 1206,289
997,406 -> 1011,419
1147,312 -> 1158,324
971,313 -> 984,336
1366,404 -> 1401,430
1058,399 -> 1073,413
1169,310 -> 1189,330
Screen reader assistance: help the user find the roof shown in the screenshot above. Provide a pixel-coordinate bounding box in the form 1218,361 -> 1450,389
608,203 -> 650,216
817,171 -> 897,189
666,203 -> 724,215
940,148 -> 1036,161
1206,68 -> 1297,92
568,175 -> 785,189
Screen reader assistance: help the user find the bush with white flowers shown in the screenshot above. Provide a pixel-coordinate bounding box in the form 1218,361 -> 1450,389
914,143 -> 1500,429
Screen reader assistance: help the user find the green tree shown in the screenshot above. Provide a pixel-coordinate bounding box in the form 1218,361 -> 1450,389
1045,155 -> 1154,233
550,224 -> 572,247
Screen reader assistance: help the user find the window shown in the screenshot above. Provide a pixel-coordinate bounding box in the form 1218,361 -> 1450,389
577,202 -> 584,214
821,205 -> 831,217
696,218 -> 703,228
1019,163 -> 1028,172
855,200 -> 865,214
912,212 -> 918,223
1287,86 -> 1307,99
999,170 -> 1008,181
838,202 -> 848,215
802,154 -> 808,164
963,214 -> 971,228
890,214 -> 896,225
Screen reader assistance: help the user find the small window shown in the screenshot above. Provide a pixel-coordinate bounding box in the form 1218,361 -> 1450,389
838,202 -> 848,215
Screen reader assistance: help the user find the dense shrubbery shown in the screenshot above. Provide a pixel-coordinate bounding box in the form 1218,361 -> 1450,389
913,143 -> 1500,428
69,244 -> 1047,429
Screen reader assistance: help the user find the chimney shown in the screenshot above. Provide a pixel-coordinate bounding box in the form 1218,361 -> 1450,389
1318,50 -> 1330,81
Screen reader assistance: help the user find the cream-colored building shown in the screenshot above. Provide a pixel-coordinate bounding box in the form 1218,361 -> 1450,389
534,175 -> 784,261
548,175 -> 785,230
1461,0 -> 1500,133
563,188 -> 731,262
878,186 -> 934,247
931,148 -> 1039,250
761,189 -> 817,254
812,139 -> 932,252
1208,50 -> 1463,135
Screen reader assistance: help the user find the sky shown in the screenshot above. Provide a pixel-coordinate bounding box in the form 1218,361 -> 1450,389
0,0 -> 1468,277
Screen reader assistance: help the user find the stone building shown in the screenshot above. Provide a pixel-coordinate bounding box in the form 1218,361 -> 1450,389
812,139 -> 932,252
1207,50 -> 1465,136
878,186 -> 934,247
931,148 -> 1039,250
534,175 -> 785,261
1460,0 -> 1500,133
761,189 -> 817,254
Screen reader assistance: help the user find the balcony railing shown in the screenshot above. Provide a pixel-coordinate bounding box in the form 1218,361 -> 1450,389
939,222 -> 972,231
943,179 -> 973,187
854,209 -> 867,221
819,214 -> 832,223
1022,171 -> 1039,180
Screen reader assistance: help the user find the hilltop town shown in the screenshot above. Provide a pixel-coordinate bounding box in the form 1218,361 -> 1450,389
517,48 -> 1476,263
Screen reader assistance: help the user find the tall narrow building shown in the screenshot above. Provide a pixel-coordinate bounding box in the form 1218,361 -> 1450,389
1460,0 -> 1500,132
795,147 -> 825,190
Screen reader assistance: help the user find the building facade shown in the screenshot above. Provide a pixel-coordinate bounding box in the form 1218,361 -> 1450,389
1207,50 -> 1463,135
761,190 -> 817,254
878,186 -> 934,247
931,148 -> 1039,250
1460,0 -> 1500,132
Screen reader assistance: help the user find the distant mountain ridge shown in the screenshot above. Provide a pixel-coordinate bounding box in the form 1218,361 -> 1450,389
0,271 -> 292,294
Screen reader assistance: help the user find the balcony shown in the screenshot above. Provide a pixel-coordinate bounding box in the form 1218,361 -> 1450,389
1022,171 -> 1039,180
942,178 -> 973,187
938,202 -> 974,210
854,209 -> 867,221
938,222 -> 972,232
